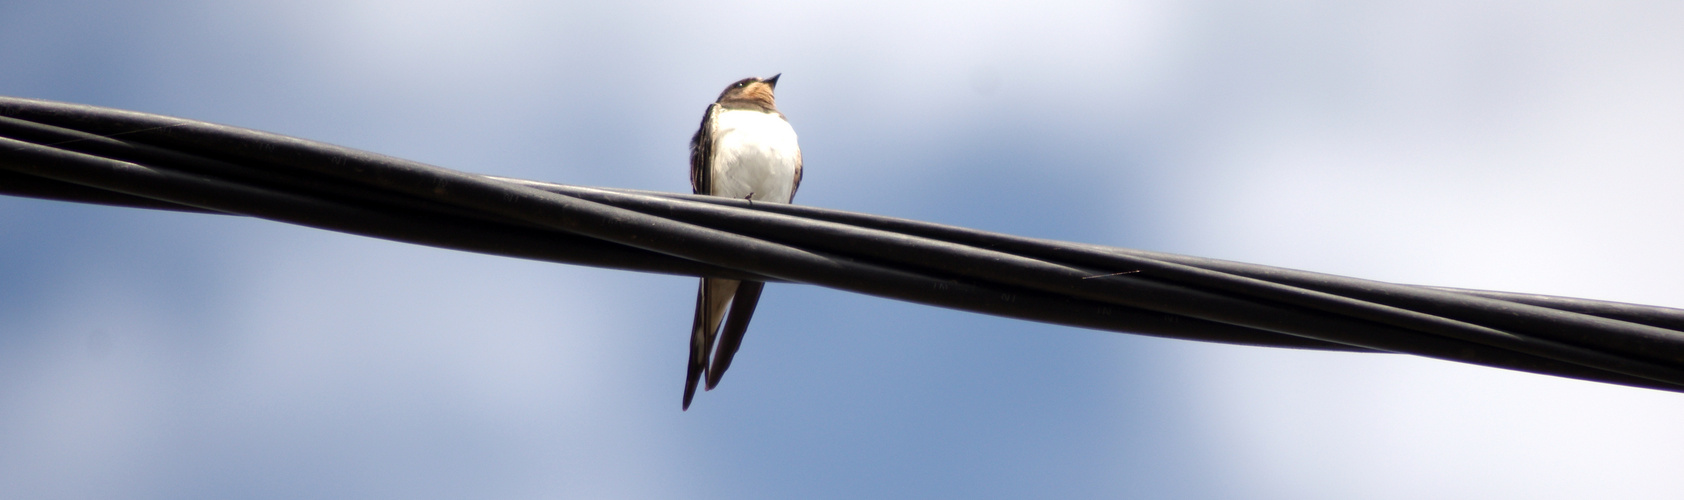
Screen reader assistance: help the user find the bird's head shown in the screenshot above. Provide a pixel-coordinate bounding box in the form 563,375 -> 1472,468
715,74 -> 781,111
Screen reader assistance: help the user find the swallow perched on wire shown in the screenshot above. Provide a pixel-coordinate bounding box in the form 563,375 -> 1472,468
683,74 -> 802,410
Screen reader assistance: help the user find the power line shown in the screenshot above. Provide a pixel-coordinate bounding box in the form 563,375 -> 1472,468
5,95 -> 1684,392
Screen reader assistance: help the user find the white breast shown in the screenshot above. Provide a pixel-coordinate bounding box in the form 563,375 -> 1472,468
709,109 -> 801,203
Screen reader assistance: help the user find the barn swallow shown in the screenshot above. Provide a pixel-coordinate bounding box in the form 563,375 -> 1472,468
684,74 -> 802,410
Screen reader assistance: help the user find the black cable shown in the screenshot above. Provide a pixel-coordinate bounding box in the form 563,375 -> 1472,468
5,95 -> 1684,393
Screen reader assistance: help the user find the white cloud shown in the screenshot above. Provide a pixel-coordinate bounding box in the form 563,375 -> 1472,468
1152,2 -> 1684,497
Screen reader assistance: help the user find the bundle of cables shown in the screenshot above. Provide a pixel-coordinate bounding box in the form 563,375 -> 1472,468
5,95 -> 1684,393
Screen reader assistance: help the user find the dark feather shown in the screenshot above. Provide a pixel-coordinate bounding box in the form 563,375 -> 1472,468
683,280 -> 712,410
705,281 -> 765,390
689,103 -> 718,196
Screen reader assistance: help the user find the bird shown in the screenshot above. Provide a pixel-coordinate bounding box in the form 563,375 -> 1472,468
683,74 -> 802,410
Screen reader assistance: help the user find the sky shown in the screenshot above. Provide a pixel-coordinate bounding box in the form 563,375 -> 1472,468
3,1 -> 1684,498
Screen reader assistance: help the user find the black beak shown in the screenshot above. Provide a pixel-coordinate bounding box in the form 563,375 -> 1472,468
764,73 -> 781,89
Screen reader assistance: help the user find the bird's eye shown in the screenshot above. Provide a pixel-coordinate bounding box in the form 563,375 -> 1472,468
734,82 -> 747,88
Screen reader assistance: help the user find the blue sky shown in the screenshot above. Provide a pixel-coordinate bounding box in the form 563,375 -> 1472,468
4,1 -> 1684,498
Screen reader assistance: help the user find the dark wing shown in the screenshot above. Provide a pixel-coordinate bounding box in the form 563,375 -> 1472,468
683,103 -> 721,410
689,103 -> 719,195
683,280 -> 714,410
705,281 -> 765,390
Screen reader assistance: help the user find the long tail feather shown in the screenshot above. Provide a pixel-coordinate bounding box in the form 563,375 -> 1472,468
683,279 -> 714,410
706,281 -> 765,390
683,277 -> 739,409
